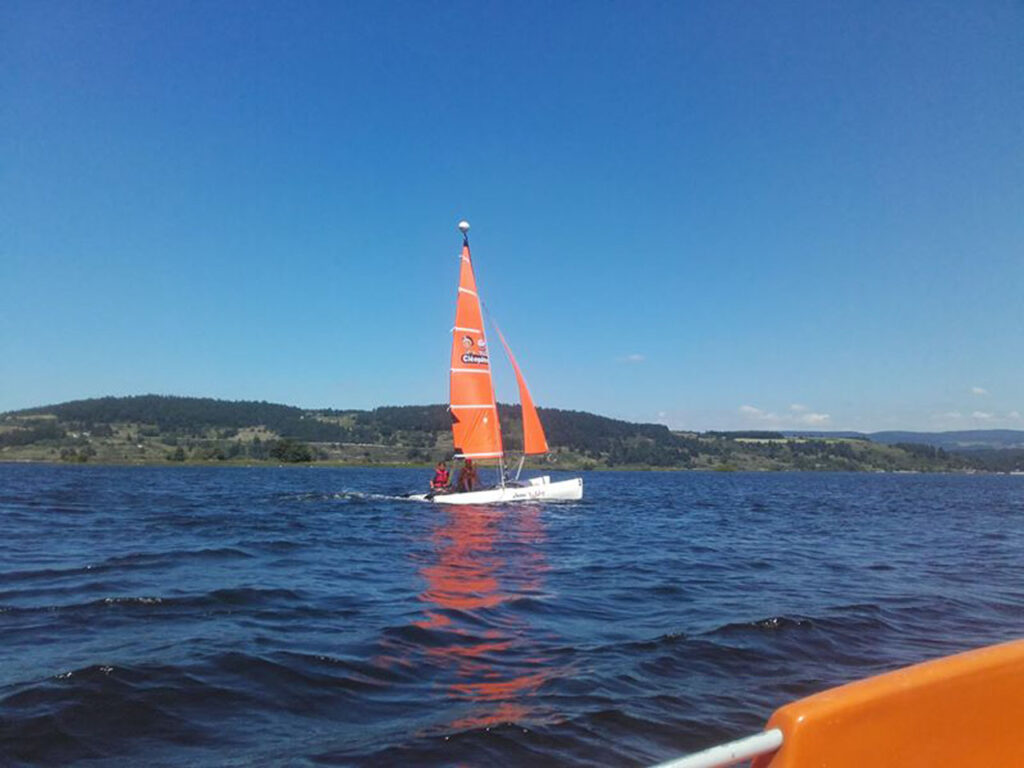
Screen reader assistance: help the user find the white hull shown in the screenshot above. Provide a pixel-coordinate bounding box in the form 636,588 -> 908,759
409,475 -> 582,505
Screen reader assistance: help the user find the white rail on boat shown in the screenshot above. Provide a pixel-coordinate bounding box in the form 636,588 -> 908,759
650,728 -> 783,768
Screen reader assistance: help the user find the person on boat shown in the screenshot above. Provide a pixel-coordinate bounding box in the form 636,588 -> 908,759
456,459 -> 478,492
430,461 -> 450,491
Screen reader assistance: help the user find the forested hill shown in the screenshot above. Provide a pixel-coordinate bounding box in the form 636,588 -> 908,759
2,395 -> 1021,472
3,395 -> 672,451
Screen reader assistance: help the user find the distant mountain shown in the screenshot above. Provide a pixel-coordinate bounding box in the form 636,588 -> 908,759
785,430 -> 1024,451
870,430 -> 1024,451
784,431 -> 867,440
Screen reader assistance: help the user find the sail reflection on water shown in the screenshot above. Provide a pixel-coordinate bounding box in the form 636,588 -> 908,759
416,505 -> 555,729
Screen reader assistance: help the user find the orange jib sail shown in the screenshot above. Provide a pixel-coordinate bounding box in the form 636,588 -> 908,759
492,324 -> 549,455
449,240 -> 503,460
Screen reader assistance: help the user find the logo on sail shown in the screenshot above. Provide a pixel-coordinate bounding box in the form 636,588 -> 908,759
461,334 -> 487,364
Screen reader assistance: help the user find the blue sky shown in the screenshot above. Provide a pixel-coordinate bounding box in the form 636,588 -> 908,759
2,1 -> 1021,431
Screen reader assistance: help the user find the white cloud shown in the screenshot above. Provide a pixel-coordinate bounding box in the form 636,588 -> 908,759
972,411 -> 994,420
936,411 -> 963,420
739,404 -> 830,427
619,353 -> 645,363
971,386 -> 989,396
738,404 -> 780,422
799,412 -> 831,425
1008,411 -> 1021,420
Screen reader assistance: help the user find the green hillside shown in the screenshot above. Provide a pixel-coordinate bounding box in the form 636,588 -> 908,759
1,395 -> 1016,472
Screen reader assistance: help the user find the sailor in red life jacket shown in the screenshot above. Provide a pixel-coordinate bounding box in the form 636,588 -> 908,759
430,461 -> 450,491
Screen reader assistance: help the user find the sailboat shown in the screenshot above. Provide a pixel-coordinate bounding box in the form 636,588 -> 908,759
408,221 -> 583,505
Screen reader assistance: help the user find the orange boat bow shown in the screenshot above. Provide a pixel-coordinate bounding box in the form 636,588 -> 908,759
752,638 -> 1024,767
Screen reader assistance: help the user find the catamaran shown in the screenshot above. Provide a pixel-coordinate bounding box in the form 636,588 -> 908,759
408,221 -> 583,505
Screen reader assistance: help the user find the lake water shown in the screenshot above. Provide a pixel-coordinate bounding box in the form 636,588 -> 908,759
1,465 -> 1022,766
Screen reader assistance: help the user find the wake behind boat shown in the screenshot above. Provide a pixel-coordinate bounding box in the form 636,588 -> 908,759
408,221 -> 583,505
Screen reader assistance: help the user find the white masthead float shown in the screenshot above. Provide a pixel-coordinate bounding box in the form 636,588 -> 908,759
408,222 -> 583,504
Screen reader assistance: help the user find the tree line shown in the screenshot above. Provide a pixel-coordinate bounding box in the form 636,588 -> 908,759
2,395 -> 1022,471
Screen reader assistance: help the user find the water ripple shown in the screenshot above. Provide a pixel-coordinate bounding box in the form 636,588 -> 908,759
1,465 -> 1022,766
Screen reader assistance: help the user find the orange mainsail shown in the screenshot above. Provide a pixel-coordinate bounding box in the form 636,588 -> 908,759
449,239 -> 503,459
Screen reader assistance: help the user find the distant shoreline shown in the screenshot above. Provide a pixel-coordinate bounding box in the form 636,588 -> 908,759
2,459 -> 1015,476
3,395 -> 1022,473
